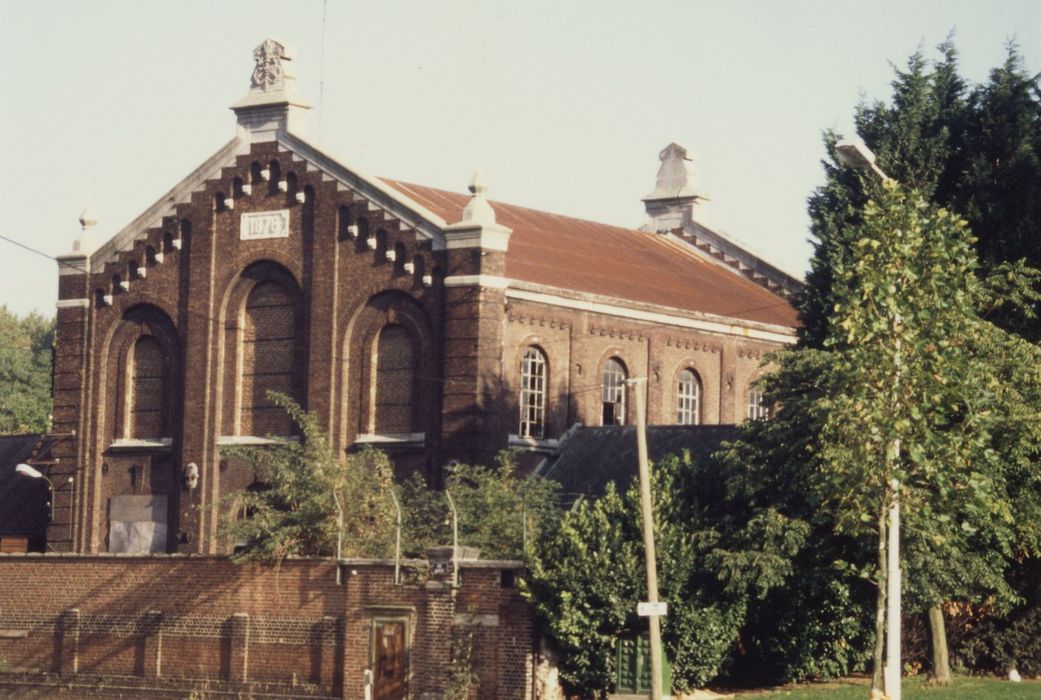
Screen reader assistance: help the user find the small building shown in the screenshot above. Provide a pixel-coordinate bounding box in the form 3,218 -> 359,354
41,39 -> 799,554
0,434 -> 49,552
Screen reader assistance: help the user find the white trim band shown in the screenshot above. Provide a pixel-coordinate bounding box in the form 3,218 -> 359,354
56,299 -> 91,309
506,288 -> 797,344
354,432 -> 426,445
443,275 -> 510,289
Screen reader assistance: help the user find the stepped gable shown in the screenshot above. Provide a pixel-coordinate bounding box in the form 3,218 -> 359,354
382,178 -> 798,328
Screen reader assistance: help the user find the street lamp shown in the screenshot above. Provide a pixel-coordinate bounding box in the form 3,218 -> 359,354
835,138 -> 891,182
15,463 -> 55,523
834,137 -> 902,700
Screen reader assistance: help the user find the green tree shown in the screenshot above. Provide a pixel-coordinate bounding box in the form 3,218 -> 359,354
220,393 -> 397,563
804,41 -> 1041,345
797,40 -> 1041,684
400,452 -> 560,559
744,180 -> 1037,692
525,453 -> 806,694
0,305 -> 54,434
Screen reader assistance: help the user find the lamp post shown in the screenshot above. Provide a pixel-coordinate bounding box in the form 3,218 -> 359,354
627,377 -> 664,700
15,463 -> 55,523
834,137 -> 901,700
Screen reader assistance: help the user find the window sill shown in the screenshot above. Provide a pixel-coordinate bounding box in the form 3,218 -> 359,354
217,435 -> 299,446
354,433 -> 426,446
108,438 -> 173,451
508,434 -> 559,453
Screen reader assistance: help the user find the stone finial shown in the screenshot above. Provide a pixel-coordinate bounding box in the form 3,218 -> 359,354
249,38 -> 298,94
643,142 -> 703,202
459,169 -> 497,225
231,38 -> 311,141
73,204 -> 98,254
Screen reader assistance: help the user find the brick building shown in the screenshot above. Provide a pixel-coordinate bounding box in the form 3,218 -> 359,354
42,39 -> 799,556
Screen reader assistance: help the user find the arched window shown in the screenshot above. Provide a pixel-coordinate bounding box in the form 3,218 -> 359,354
748,384 -> 770,421
601,358 -> 627,426
373,325 -> 417,434
677,369 -> 701,425
241,281 -> 297,436
519,347 -> 547,438
127,336 -> 167,439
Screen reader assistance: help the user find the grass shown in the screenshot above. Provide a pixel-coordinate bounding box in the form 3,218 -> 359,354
737,675 -> 1040,699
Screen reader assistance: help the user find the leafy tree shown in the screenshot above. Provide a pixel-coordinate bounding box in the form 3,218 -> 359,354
0,305 -> 54,434
797,39 -> 1041,684
525,453 -> 806,695
220,393 -> 397,563
744,180 -> 1039,693
804,40 -> 1041,345
400,452 -> 560,559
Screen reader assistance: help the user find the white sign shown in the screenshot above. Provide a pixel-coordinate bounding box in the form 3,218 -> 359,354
637,601 -> 668,617
240,210 -> 290,240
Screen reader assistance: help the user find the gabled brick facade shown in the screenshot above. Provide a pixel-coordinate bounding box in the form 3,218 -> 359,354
42,39 -> 800,556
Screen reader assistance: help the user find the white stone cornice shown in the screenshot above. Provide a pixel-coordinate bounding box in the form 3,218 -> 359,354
56,299 -> 90,309
442,222 -> 512,251
506,286 -> 797,344
443,275 -> 510,289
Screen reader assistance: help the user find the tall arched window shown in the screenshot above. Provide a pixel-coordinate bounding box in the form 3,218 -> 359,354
519,347 -> 547,438
127,336 -> 167,439
748,384 -> 770,421
373,325 -> 417,434
241,281 -> 297,436
677,369 -> 701,425
601,358 -> 627,426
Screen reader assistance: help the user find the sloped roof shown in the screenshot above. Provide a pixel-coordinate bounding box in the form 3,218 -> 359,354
382,179 -> 798,328
0,434 -> 49,537
538,424 -> 740,498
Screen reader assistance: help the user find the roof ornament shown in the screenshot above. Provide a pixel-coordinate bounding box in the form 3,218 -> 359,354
73,203 -> 98,254
250,38 -> 297,94
458,169 -> 497,226
643,142 -> 704,202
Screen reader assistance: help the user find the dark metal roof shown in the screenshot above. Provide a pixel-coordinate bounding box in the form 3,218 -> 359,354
0,434 -> 49,537
538,424 -> 740,498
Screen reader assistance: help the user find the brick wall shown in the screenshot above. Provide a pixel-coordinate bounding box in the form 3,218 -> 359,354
0,554 -> 533,699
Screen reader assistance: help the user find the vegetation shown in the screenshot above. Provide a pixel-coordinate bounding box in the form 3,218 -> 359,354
0,305 -> 53,434
803,39 -> 1041,345
745,38 -> 1041,689
525,452 -> 807,694
747,675 -> 1040,700
400,452 -> 561,560
222,396 -> 560,564
219,393 -> 398,563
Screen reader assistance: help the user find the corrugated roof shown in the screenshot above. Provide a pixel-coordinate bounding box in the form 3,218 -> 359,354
0,434 -> 49,537
381,179 -> 798,328
538,424 -> 740,498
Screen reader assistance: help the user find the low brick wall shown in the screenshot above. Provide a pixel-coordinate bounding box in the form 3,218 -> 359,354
0,554 -> 533,699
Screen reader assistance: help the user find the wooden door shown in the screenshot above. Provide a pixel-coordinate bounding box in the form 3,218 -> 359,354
373,620 -> 407,700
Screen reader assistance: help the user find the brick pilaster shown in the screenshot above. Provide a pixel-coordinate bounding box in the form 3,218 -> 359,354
58,608 -> 80,677
228,612 -> 250,682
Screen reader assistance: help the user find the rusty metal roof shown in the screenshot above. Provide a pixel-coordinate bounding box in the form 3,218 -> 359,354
382,179 -> 798,328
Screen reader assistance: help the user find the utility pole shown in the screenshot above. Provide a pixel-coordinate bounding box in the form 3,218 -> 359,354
629,378 -> 663,700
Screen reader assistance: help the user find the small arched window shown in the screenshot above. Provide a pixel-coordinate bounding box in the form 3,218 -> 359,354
241,281 -> 297,436
748,384 -> 770,421
373,325 -> 417,434
601,358 -> 627,426
519,347 -> 547,438
127,336 -> 167,439
677,369 -> 701,425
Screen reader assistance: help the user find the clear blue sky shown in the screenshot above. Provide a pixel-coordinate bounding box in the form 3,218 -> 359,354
1,0 -> 1038,316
